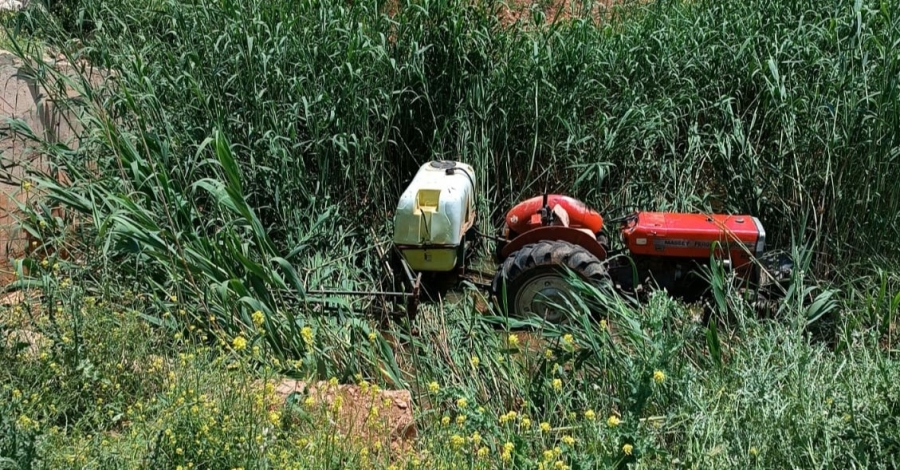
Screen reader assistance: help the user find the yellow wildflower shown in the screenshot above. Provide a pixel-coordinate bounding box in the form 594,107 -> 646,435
252,310 -> 265,327
16,415 -> 36,431
456,397 -> 468,409
653,370 -> 666,383
623,443 -> 633,455
450,434 -> 465,449
232,336 -> 247,351
471,431 -> 481,446
301,326 -> 314,346
540,422 -> 551,432
521,417 -> 532,429
456,414 -> 466,425
470,355 -> 480,368
441,416 -> 451,426
428,381 -> 440,393
476,447 -> 488,458
552,378 -> 562,391
368,331 -> 377,342
750,446 -> 759,456
561,435 -> 575,446
508,334 -> 519,347
607,415 -> 621,427
584,409 -> 596,421
562,334 -> 574,345
501,441 -> 514,461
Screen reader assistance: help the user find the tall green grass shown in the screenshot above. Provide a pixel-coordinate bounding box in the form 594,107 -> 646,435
2,0 -> 900,467
8,0 -> 899,268
0,0 -> 896,392
4,0 -> 897,342
0,0 -> 896,369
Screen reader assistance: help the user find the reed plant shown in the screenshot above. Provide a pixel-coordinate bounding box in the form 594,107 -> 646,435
1,0 -> 899,467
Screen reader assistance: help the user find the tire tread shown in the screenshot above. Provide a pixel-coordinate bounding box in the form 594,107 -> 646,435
492,240 -> 611,319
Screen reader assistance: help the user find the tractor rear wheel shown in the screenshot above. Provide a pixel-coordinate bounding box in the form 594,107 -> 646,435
492,240 -> 611,323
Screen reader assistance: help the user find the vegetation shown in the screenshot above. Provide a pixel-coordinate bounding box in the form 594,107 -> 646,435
1,0 -> 899,468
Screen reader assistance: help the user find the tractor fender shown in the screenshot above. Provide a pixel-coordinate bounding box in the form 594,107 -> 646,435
499,226 -> 607,262
504,195 -> 604,234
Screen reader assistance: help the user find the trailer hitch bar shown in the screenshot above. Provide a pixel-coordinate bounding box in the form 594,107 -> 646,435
306,289 -> 417,298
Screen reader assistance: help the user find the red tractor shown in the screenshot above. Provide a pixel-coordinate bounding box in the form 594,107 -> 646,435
489,192 -> 777,321
337,160 -> 792,321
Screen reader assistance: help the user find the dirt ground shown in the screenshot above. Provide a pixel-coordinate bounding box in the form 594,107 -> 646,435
497,0 -> 623,26
271,378 -> 418,460
379,0 -> 627,26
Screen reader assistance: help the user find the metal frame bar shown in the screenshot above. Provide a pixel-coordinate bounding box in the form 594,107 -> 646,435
303,232 -> 424,318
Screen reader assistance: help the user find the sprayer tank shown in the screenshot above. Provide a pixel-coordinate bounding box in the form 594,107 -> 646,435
392,161 -> 476,272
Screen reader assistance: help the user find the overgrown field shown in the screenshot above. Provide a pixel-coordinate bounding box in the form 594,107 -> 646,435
2,0 -> 900,468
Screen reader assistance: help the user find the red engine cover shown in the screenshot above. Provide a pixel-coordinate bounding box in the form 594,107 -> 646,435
623,212 -> 765,264
504,195 -> 604,235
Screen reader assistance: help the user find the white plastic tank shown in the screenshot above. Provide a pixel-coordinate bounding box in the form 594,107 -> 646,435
392,160 -> 476,272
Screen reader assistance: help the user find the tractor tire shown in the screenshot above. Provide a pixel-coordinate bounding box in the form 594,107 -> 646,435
492,240 -> 612,323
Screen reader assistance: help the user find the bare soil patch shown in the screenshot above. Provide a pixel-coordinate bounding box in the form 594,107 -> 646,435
379,0 -> 630,28
271,378 -> 418,460
498,0 -> 622,27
